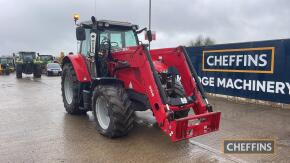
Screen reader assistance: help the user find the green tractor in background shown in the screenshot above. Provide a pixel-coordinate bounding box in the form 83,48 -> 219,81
39,55 -> 54,74
7,57 -> 15,72
15,51 -> 42,78
0,57 -> 10,75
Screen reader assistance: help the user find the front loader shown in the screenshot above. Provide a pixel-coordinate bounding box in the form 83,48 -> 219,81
61,15 -> 220,141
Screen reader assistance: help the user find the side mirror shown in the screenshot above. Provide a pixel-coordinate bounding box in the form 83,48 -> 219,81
76,27 -> 86,41
146,30 -> 153,42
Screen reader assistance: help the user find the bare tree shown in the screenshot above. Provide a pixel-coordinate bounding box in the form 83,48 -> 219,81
188,35 -> 215,47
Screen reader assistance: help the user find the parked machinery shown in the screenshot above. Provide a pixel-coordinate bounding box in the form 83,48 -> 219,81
15,51 -> 42,78
39,54 -> 54,74
0,57 -> 10,75
61,16 -> 220,141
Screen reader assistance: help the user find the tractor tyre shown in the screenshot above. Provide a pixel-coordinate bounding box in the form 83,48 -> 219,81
16,64 -> 22,78
61,63 -> 86,115
171,81 -> 190,119
33,64 -> 41,78
4,68 -> 10,75
92,85 -> 135,138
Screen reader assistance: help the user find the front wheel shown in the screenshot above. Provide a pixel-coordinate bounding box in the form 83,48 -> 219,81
4,68 -> 10,75
16,64 -> 22,78
33,64 -> 41,78
171,81 -> 190,119
61,63 -> 85,115
92,85 -> 135,138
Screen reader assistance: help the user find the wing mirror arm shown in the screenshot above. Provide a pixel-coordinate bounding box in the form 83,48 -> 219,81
136,27 -> 147,34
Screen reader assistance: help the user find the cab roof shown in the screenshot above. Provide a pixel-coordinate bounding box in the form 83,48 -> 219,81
80,19 -> 137,29
19,51 -> 36,53
39,54 -> 53,56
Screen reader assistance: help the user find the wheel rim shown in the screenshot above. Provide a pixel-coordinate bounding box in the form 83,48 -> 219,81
95,96 -> 110,130
64,73 -> 73,104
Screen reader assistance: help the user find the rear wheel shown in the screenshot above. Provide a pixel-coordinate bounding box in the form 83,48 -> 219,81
61,63 -> 85,115
4,68 -> 10,75
92,85 -> 134,138
16,64 -> 22,78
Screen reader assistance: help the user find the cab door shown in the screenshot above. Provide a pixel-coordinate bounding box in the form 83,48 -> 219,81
80,29 -> 97,78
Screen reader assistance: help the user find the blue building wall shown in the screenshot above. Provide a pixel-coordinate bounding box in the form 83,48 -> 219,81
186,39 -> 290,104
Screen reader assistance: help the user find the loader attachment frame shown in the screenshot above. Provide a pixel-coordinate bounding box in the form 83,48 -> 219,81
109,45 -> 221,141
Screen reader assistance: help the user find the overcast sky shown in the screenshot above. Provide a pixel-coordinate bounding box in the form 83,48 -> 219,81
0,0 -> 289,56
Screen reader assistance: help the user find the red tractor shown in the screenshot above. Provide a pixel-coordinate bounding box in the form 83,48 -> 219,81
61,16 -> 220,141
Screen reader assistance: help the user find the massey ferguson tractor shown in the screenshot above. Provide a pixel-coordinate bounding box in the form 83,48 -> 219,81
61,15 -> 221,142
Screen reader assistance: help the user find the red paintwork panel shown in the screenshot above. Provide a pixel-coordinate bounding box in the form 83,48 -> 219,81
64,54 -> 91,82
153,60 -> 168,73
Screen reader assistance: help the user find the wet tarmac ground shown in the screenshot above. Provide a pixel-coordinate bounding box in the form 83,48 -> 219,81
0,74 -> 290,163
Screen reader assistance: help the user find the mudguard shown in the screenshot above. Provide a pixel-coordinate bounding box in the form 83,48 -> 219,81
62,54 -> 91,82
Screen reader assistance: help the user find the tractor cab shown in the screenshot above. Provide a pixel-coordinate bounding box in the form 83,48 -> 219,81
77,19 -> 140,51
75,17 -> 151,78
17,52 -> 37,63
39,55 -> 54,62
0,57 -> 8,64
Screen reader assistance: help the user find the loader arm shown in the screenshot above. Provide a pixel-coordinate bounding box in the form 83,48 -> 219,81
110,45 -> 221,141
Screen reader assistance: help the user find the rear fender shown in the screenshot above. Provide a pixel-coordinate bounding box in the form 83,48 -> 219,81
62,54 -> 91,82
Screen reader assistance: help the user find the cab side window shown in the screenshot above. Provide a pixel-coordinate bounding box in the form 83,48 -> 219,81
125,30 -> 137,47
80,29 -> 91,56
100,32 -> 108,43
110,33 -> 123,48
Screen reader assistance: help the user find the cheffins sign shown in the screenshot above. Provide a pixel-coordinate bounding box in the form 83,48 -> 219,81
202,47 -> 275,73
186,39 -> 290,104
